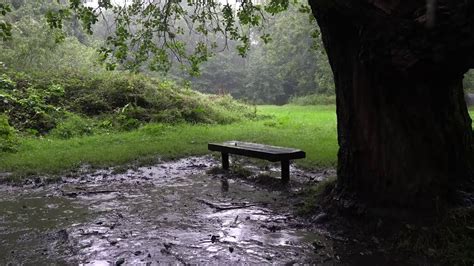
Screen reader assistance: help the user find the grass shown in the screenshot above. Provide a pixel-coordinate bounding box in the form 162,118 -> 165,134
395,207 -> 474,265
296,175 -> 337,216
289,94 -> 336,105
0,105 -> 338,179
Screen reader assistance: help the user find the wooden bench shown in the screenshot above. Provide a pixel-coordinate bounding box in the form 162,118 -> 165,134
208,141 -> 306,183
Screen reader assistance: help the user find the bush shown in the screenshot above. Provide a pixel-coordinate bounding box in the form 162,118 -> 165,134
1,70 -> 261,137
0,114 -> 19,152
121,105 -> 152,122
0,74 -> 15,90
114,114 -> 141,131
71,93 -> 111,116
49,113 -> 93,139
150,109 -> 184,124
0,74 -> 64,133
205,94 -> 259,123
289,94 -> 336,105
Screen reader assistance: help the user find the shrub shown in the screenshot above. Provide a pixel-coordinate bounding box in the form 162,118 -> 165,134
0,74 -> 15,90
0,74 -> 65,133
121,105 -> 152,122
151,108 -> 185,124
114,114 -> 141,131
0,114 -> 19,152
50,113 -> 93,139
71,93 -> 111,116
1,70 -> 261,137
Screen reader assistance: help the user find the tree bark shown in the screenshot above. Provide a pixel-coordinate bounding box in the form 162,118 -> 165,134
308,0 -> 474,208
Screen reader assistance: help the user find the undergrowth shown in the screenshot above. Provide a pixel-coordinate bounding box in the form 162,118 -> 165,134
0,114 -> 18,152
395,207 -> 474,265
0,105 -> 338,179
296,175 -> 337,216
0,71 -> 258,138
289,94 -> 336,105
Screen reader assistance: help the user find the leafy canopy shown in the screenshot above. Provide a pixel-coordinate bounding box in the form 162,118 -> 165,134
42,0 -> 309,74
190,4 -> 333,104
0,3 -> 12,41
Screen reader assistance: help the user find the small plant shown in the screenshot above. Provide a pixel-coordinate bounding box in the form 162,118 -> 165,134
0,74 -> 15,90
296,175 -> 337,216
0,114 -> 19,152
115,114 -> 141,131
0,74 -> 65,133
50,113 -> 93,139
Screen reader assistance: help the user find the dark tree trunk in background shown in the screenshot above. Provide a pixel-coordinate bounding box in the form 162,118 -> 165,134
308,0 -> 474,208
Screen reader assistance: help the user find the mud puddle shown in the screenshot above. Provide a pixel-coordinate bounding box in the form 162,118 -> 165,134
0,156 -> 339,264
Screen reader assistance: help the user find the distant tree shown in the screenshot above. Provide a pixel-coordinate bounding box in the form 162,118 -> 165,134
243,7 -> 321,104
190,40 -> 248,98
192,4 -> 334,104
0,0 -> 100,73
313,48 -> 334,95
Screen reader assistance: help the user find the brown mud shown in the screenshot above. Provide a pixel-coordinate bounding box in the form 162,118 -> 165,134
0,156 -> 428,265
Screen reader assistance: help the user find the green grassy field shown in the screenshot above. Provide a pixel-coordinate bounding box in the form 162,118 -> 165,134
0,105 -> 338,179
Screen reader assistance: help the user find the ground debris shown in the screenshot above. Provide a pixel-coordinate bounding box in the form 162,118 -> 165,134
163,242 -> 174,250
211,235 -> 220,243
312,240 -> 325,250
115,258 -> 125,265
61,189 -> 118,198
1,156 -> 401,264
197,198 -> 255,211
312,212 -> 329,224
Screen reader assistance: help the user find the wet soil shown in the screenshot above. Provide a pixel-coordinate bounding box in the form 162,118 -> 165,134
0,156 -> 416,265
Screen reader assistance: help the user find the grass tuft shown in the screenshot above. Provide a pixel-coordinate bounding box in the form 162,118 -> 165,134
296,175 -> 337,216
395,207 -> 474,265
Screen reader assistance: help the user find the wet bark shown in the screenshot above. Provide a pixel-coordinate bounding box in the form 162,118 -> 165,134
308,0 -> 474,208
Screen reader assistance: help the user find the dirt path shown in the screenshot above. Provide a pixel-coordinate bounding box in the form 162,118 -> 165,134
0,156 -> 419,265
0,156 -> 345,264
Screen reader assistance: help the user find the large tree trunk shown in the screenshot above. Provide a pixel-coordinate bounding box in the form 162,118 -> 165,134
308,0 -> 474,208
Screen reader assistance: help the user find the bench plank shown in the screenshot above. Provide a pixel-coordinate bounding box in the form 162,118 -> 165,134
208,141 -> 305,162
208,141 -> 306,183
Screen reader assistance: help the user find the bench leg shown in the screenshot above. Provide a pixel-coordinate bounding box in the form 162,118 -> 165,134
222,152 -> 229,170
281,160 -> 290,183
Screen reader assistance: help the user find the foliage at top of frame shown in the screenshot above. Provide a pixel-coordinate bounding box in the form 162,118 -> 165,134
45,0 -> 311,75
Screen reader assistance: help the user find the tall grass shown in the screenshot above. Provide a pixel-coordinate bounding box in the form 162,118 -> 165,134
0,105 -> 338,179
289,94 -> 336,105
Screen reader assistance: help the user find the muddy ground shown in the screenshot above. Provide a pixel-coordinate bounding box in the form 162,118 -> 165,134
0,156 -> 423,265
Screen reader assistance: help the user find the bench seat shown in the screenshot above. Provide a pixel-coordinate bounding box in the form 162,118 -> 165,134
208,141 -> 306,183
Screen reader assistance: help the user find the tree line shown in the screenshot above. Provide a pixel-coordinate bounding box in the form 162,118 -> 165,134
0,0 -> 335,105
188,4 -> 335,104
